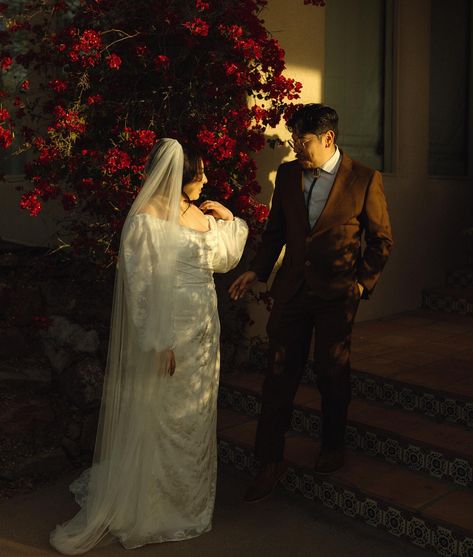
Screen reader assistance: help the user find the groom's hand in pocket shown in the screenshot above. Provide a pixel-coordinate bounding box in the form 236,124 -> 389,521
229,271 -> 258,300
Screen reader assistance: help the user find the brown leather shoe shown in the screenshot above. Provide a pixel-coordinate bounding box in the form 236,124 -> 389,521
243,461 -> 288,503
314,447 -> 345,475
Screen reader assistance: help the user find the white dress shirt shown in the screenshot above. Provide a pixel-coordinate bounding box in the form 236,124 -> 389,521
303,146 -> 342,229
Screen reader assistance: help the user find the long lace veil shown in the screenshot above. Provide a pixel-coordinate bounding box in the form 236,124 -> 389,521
50,138 -> 184,554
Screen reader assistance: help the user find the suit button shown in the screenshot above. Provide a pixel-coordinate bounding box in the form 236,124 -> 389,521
305,260 -> 311,267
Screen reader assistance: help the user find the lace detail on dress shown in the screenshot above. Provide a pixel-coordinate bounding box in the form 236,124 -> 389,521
69,468 -> 91,508
122,214 -> 176,351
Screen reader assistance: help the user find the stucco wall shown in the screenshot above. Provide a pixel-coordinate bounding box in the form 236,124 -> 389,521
248,0 -> 473,338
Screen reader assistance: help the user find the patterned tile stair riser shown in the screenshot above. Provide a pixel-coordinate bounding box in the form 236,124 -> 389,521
247,346 -> 473,429
350,371 -> 473,430
216,440 -> 473,557
422,290 -> 473,316
218,385 -> 473,488
447,270 -> 473,289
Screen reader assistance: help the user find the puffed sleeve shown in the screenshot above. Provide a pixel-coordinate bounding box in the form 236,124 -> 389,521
121,214 -> 175,352
212,217 -> 249,274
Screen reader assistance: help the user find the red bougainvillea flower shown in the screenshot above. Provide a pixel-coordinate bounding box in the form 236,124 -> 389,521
237,38 -> 263,60
0,126 -> 13,149
53,106 -> 86,134
0,56 -> 13,71
80,177 -> 94,189
224,62 -> 248,86
217,181 -> 233,200
20,80 -> 30,91
62,191 -> 78,210
135,44 -> 148,56
154,55 -> 170,70
20,190 -> 42,216
127,129 -> 157,150
87,94 -> 103,105
0,107 -> 10,121
49,79 -> 68,93
37,145 -> 61,165
196,0 -> 210,11
218,24 -> 244,41
103,147 -> 131,174
253,203 -> 269,222
197,126 -> 237,161
69,29 -> 103,67
106,53 -> 122,69
183,17 -> 210,37
31,176 -> 59,200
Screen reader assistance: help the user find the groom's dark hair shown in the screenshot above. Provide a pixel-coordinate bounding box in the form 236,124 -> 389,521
287,103 -> 339,141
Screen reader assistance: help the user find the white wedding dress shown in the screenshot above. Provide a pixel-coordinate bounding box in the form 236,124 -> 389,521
51,212 -> 248,554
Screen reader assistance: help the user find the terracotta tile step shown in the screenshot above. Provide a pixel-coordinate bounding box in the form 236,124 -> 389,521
247,349 -> 473,403
219,373 -> 473,486
217,409 -> 473,545
221,372 -> 473,460
352,357 -> 473,400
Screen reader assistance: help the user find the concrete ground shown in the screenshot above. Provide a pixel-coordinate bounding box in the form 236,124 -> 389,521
0,467 -> 429,557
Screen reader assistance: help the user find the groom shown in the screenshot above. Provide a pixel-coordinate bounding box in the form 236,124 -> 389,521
229,103 -> 393,503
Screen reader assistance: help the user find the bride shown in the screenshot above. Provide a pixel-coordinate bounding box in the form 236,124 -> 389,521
50,138 -> 248,554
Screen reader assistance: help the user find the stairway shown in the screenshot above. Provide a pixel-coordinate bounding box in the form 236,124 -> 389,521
423,237 -> 473,315
216,309 -> 473,557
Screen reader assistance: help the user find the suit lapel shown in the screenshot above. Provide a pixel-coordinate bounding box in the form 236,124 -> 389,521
289,162 -> 311,233
311,153 -> 354,235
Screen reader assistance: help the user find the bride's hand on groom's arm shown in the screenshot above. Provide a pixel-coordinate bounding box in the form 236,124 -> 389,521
229,271 -> 258,300
199,200 -> 233,221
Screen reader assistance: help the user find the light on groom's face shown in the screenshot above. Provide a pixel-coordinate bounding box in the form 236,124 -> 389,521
291,131 -> 334,169
183,160 -> 208,201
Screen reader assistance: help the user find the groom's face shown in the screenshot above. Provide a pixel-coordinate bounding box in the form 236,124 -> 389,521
292,131 -> 334,169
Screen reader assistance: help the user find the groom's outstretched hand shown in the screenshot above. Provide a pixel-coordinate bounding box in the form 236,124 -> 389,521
229,271 -> 258,300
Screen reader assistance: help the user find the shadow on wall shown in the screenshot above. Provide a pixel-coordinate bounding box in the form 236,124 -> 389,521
253,136 -> 293,205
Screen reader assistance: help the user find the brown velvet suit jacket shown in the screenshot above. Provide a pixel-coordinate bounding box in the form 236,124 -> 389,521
251,153 -> 393,302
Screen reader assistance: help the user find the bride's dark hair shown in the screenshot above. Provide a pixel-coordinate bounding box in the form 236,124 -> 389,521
181,145 -> 203,213
143,142 -> 202,186
182,145 -> 204,186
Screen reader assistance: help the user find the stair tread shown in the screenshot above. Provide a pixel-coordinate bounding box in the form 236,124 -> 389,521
221,372 -> 473,459
218,409 -> 472,531
421,489 -> 473,532
353,356 -> 473,399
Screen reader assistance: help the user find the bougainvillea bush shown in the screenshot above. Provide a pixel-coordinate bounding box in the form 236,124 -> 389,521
0,0 -> 313,266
